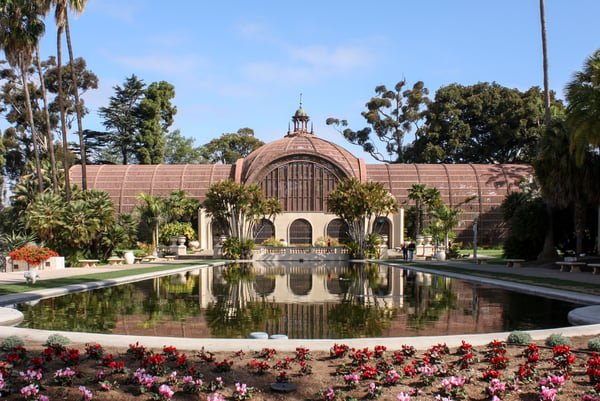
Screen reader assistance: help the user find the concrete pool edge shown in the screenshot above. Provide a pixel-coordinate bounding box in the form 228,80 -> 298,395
0,260 -> 598,351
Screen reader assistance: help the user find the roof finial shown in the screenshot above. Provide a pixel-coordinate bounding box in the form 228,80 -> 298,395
299,93 -> 303,108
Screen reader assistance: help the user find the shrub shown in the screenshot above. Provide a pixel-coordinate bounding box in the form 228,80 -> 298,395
507,331 -> 532,345
545,333 -> 571,348
159,222 -> 196,245
589,337 -> 600,352
45,333 -> 71,348
0,335 -> 25,351
262,237 -> 283,247
314,236 -> 339,247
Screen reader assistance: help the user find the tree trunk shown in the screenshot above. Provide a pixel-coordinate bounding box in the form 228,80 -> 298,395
537,201 -> 558,260
35,45 -> 59,192
540,0 -> 551,125
57,28 -> 71,202
574,199 -> 586,256
65,17 -> 87,189
21,64 -> 44,194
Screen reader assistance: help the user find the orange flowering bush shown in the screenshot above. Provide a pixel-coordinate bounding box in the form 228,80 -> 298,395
9,245 -> 58,266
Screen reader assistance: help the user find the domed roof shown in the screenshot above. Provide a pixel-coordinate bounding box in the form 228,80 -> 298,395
294,106 -> 307,118
239,132 -> 365,184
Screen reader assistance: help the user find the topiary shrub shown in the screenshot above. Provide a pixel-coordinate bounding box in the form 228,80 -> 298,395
545,333 -> 572,347
0,335 -> 25,351
45,333 -> 71,348
507,331 -> 532,345
588,337 -> 600,352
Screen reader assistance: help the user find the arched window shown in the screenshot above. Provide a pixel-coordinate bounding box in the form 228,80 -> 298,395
260,160 -> 341,212
373,217 -> 391,246
326,219 -> 350,243
289,219 -> 312,245
254,219 -> 275,244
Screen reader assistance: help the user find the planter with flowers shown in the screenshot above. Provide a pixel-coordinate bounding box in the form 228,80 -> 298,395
9,245 -> 61,271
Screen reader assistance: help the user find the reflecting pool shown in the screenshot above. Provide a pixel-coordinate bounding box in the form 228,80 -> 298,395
16,261 -> 581,339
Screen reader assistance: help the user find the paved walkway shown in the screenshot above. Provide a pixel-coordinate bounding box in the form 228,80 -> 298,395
0,257 -> 598,351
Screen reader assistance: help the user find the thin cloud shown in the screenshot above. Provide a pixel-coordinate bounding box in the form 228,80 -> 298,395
115,53 -> 207,77
242,43 -> 376,85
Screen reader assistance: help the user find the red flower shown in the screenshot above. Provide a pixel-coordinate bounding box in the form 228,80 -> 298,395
9,245 -> 58,266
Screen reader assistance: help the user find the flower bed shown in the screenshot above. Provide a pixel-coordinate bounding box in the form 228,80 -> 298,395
0,336 -> 598,400
9,246 -> 58,267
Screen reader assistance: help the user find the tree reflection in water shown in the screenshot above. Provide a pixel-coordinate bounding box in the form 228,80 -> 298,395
206,263 -> 281,338
328,263 -> 397,338
402,272 -> 458,331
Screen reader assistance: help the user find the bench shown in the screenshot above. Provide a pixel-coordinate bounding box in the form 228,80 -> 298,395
555,261 -> 587,272
142,255 -> 158,262
505,258 -> 525,268
24,269 -> 39,284
475,256 -> 493,265
134,257 -> 144,264
586,264 -> 600,275
79,259 -> 99,268
164,255 -> 176,261
106,256 -> 124,265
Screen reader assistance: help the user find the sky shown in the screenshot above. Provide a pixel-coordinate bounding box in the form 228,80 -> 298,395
36,0 -> 600,163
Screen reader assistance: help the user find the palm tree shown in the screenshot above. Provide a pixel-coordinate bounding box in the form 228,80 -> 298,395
53,0 -> 87,191
539,0 -> 551,125
0,0 -> 46,193
567,49 -> 600,165
408,183 -> 442,237
534,118 -> 598,255
136,192 -> 166,249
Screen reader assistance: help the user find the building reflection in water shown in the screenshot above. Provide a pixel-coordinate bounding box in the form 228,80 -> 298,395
17,261 -> 579,339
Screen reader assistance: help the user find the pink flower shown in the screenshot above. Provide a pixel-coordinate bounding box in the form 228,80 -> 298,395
79,385 -> 93,401
158,384 -> 174,400
397,393 -> 411,401
540,386 -> 557,401
207,393 -> 226,401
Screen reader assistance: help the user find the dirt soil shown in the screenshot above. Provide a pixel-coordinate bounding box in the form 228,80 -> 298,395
1,335 -> 599,400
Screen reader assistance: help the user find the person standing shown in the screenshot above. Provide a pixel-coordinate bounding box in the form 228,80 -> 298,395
408,242 -> 416,261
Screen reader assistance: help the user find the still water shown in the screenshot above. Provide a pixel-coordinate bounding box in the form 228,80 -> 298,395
16,262 -> 580,339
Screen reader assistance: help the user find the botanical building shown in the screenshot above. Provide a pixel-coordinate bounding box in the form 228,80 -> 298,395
70,105 -> 532,251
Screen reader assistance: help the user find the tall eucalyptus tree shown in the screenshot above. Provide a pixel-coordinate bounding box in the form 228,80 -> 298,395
53,0 -> 87,191
0,0 -> 46,193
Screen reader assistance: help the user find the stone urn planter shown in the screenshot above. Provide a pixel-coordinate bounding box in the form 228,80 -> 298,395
435,250 -> 446,261
123,251 -> 135,265
177,236 -> 187,246
415,235 -> 424,246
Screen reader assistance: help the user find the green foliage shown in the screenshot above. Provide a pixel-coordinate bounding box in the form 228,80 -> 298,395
314,236 -> 339,247
0,335 -> 25,351
327,80 -> 429,163
203,180 -> 281,241
566,48 -> 600,165
545,333 -> 572,347
135,81 -> 177,164
588,337 -> 600,352
98,74 -> 146,165
502,192 -> 547,259
327,178 -> 398,259
262,237 -> 284,247
200,128 -> 264,164
222,236 -> 255,259
159,222 -> 196,245
164,129 -> 204,164
45,333 -> 71,348
507,331 -> 533,345
408,82 -> 563,163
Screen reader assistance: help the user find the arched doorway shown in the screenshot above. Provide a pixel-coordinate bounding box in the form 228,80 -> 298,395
289,219 -> 312,245
373,217 -> 391,246
326,218 -> 350,243
254,219 -> 275,245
